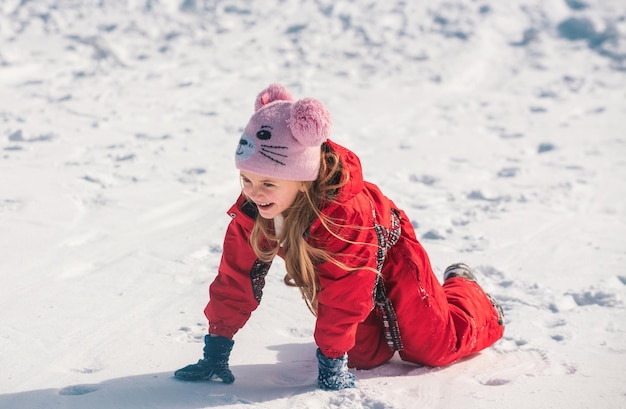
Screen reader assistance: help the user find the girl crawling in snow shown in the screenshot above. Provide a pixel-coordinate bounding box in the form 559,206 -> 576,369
175,84 -> 504,390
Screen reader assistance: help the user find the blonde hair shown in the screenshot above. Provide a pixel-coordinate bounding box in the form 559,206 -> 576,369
249,143 -> 353,314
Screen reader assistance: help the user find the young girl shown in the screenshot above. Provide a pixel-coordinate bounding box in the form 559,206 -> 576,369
174,84 -> 505,390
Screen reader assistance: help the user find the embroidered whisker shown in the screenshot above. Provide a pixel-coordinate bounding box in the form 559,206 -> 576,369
261,147 -> 288,158
260,144 -> 288,150
259,151 -> 286,165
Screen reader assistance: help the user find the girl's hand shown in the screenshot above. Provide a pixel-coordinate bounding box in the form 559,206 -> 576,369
174,335 -> 235,384
316,348 -> 356,390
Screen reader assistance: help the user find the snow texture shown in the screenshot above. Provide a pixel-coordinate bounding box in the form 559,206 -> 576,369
0,0 -> 625,408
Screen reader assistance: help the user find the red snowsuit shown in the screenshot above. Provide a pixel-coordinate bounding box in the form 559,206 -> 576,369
205,140 -> 504,369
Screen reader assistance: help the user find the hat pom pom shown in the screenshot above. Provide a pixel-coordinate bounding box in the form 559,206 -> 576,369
255,84 -> 294,111
289,98 -> 331,147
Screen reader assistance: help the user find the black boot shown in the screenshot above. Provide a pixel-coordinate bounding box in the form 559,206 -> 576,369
443,262 -> 477,282
174,335 -> 235,384
444,263 -> 504,326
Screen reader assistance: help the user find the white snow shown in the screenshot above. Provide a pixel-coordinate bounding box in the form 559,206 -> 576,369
1,0 -> 625,408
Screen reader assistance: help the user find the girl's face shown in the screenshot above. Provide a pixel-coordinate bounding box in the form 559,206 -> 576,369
240,171 -> 306,219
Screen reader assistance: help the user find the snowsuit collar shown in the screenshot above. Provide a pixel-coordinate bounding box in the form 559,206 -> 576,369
324,139 -> 365,205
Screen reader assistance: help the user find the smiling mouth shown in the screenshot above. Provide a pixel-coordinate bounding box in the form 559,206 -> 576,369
257,202 -> 273,209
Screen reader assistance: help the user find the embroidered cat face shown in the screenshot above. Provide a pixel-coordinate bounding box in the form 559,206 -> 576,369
235,84 -> 332,182
236,102 -> 291,167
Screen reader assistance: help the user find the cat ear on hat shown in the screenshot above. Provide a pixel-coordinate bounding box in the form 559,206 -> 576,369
255,83 -> 294,111
289,98 -> 331,147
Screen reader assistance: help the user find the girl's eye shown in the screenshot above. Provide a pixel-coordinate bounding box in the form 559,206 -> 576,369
263,183 -> 275,188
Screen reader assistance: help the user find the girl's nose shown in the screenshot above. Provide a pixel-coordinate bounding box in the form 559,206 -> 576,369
245,185 -> 260,200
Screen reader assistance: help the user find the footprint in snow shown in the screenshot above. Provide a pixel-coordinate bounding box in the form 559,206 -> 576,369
0,199 -> 24,212
177,323 -> 208,343
474,349 -> 549,387
58,384 -> 100,396
8,129 -> 57,143
568,289 -> 622,307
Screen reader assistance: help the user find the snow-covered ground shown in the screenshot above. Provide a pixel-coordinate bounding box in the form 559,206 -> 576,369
1,1 -> 625,408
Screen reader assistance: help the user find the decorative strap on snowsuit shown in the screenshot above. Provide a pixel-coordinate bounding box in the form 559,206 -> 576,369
250,259 -> 272,303
373,208 -> 404,351
238,199 -> 273,304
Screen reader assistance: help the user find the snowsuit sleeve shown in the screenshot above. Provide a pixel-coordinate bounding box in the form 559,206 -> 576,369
204,196 -> 270,339
310,204 -> 379,359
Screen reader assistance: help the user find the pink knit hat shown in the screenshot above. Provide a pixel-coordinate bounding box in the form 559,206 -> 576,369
235,84 -> 332,181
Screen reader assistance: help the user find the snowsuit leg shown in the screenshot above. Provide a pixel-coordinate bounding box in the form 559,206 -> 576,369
436,276 -> 505,364
347,309 -> 395,369
386,215 -> 504,367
